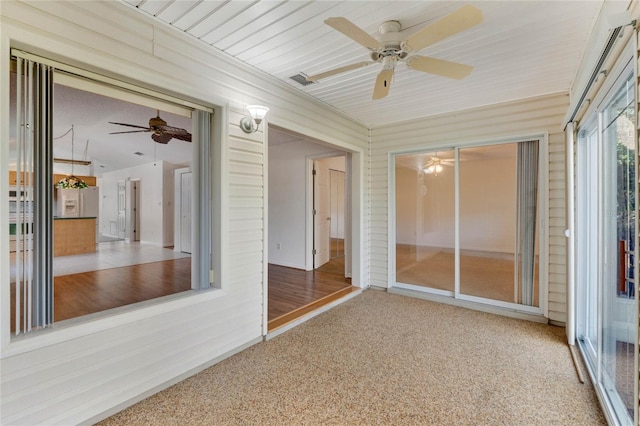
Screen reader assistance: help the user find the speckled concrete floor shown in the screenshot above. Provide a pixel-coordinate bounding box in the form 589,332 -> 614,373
98,290 -> 606,425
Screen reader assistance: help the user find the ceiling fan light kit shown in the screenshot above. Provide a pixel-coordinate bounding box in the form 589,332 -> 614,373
423,155 -> 453,175
305,4 -> 483,100
424,164 -> 443,175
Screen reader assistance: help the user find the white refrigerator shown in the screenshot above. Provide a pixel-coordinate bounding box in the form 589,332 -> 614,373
56,187 -> 100,242
56,187 -> 100,218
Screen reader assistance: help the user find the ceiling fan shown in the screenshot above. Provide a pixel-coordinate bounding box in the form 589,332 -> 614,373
423,156 -> 453,174
305,5 -> 483,100
109,111 -> 191,144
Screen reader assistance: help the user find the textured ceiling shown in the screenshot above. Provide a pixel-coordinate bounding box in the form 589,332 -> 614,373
121,0 -> 604,127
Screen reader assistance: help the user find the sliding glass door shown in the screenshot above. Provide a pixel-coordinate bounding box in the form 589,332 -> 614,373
395,150 -> 455,294
394,139 -> 543,311
576,70 -> 636,425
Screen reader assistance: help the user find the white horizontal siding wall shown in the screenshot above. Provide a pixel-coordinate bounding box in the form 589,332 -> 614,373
370,93 -> 568,324
0,1 -> 368,424
547,132 -> 567,324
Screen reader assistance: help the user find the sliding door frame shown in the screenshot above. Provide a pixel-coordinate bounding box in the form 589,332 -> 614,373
574,38 -> 637,426
389,134 -> 549,316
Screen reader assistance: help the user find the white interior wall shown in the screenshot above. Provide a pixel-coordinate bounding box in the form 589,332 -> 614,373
459,156 -> 516,253
395,156 -> 516,253
0,2 -> 369,425
268,140 -> 343,269
100,160 -> 176,246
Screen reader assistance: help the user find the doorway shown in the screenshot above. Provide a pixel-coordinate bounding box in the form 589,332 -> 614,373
330,169 -> 345,260
267,127 -> 355,331
174,167 -> 192,254
313,156 -> 346,276
126,179 -> 140,243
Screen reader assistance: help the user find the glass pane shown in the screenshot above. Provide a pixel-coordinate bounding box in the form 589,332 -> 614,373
395,150 -> 455,291
576,125 -> 599,364
459,143 -> 539,305
601,73 -> 635,423
51,80 -> 193,322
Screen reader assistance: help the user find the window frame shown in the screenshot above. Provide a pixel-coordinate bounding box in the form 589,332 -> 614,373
4,49 -> 222,352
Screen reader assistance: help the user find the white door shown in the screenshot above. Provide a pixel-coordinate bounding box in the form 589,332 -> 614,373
330,169 -> 345,258
132,181 -> 140,242
314,160 -> 331,268
117,181 -> 126,239
180,172 -> 192,254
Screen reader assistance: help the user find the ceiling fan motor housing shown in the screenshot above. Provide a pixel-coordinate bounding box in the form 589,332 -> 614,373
377,20 -> 406,60
149,116 -> 167,129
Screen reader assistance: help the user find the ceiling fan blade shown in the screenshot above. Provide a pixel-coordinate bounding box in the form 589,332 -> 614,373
170,133 -> 192,142
406,55 -> 473,80
109,122 -> 150,130
306,61 -> 375,82
372,68 -> 394,100
403,5 -> 483,52
109,130 -> 150,135
325,17 -> 383,50
159,126 -> 192,142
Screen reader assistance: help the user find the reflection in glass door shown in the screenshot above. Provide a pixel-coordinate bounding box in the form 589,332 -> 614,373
394,141 -> 542,311
395,150 -> 455,293
458,143 -> 539,307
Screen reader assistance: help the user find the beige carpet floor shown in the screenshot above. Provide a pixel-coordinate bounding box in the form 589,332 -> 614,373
99,290 -> 605,425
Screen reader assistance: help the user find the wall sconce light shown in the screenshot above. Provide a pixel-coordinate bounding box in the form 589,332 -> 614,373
240,105 -> 270,133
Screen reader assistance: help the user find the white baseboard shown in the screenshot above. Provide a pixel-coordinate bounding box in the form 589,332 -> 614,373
388,287 -> 548,324
267,260 -> 306,270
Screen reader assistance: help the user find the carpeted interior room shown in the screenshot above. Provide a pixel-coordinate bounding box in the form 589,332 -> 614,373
98,290 -> 604,425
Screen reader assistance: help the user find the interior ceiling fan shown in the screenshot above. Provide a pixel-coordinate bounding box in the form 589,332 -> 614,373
423,156 -> 454,174
305,5 -> 483,100
109,111 -> 191,144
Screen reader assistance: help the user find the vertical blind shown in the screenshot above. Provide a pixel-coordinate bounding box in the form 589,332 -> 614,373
13,56 -> 54,334
515,140 -> 539,306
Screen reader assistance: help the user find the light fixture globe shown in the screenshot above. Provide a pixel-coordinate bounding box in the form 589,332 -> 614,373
240,105 -> 270,133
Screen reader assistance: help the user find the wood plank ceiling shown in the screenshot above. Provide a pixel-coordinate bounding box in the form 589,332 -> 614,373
121,0 -> 604,127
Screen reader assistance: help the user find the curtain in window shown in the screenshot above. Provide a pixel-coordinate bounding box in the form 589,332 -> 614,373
515,140 -> 539,306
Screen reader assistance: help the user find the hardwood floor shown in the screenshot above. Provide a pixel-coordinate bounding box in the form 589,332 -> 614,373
53,258 -> 192,322
10,258 -> 191,332
268,261 -> 353,331
10,251 -> 352,334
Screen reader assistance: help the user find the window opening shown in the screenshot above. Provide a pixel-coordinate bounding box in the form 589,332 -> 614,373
9,51 -> 214,336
